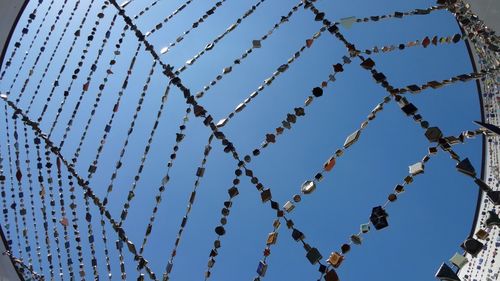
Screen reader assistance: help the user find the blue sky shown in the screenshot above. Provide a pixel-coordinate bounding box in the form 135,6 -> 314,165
0,0 -> 482,280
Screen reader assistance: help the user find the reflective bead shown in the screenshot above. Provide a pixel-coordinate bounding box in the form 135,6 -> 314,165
301,181 -> 316,194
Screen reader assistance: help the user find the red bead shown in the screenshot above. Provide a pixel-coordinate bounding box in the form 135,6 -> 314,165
263,248 -> 270,257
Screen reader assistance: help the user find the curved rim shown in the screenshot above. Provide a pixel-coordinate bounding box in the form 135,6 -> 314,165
456,22 -> 486,240
0,0 -> 30,71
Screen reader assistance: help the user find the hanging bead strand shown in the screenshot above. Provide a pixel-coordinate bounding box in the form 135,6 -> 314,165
32,136 -> 56,280
156,0 -> 230,55
173,0 -> 269,75
46,13 -> 119,138
19,117 -> 45,274
2,105 -> 24,261
159,134 -> 214,280
215,25 -> 328,125
24,0 -> 98,115
4,0 -> 62,94
36,2 -> 111,122
14,0 -> 85,106
192,1 -> 305,99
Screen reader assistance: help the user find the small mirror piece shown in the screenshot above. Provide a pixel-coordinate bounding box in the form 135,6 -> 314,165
328,252 -> 344,268
324,269 -> 339,281
292,229 -> 304,241
256,260 -> 267,277
344,130 -> 361,148
301,181 -> 316,194
460,238 -> 484,257
456,158 -> 476,177
487,190 -> 500,205
425,127 -> 443,142
370,206 -> 389,230
350,234 -> 362,245
475,229 -> 489,240
449,253 -> 468,269
409,162 -> 424,176
306,247 -> 322,265
283,201 -> 295,213
435,263 -> 461,281
360,223 -> 370,234
266,232 -> 278,245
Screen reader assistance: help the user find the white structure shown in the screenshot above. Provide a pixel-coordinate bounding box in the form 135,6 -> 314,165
456,0 -> 500,280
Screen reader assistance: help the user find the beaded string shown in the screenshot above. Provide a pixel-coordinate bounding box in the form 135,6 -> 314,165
200,161 -> 243,280
14,0 -> 83,105
317,138 -> 467,280
388,67 -> 499,95
136,3 -> 309,261
41,136 -> 66,279
36,2 -> 111,122
47,13 -> 119,138
190,57 -> 353,279
114,62 -> 165,278
108,64 -> 162,219
1,94 -> 159,280
215,26 -> 328,125
38,9 -> 120,281
132,0 -> 166,20
33,133 -> 56,279
52,148 -> 78,279
358,33 -> 465,56
65,176 -> 87,280
172,0 -> 268,75
18,3 -> 100,275
78,0 -> 194,191
94,60 -> 159,280
4,0 -> 61,95
0,123 -> 12,246
66,0 -> 168,169
1,104 -> 24,261
251,92 -> 394,280
156,0 -> 230,55
192,0 -> 306,99
55,16 -> 121,149
0,0 -> 44,80
109,3 -> 270,275
62,26 -> 131,281
251,57 -> 353,154
19,114 -> 45,274
143,0 -> 195,38
23,0 -> 98,114
160,134 -> 214,281
88,43 -> 143,281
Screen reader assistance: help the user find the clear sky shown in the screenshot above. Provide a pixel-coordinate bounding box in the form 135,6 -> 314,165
0,0 -> 482,280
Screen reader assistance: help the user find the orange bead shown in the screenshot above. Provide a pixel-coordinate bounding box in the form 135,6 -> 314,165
324,157 -> 336,172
